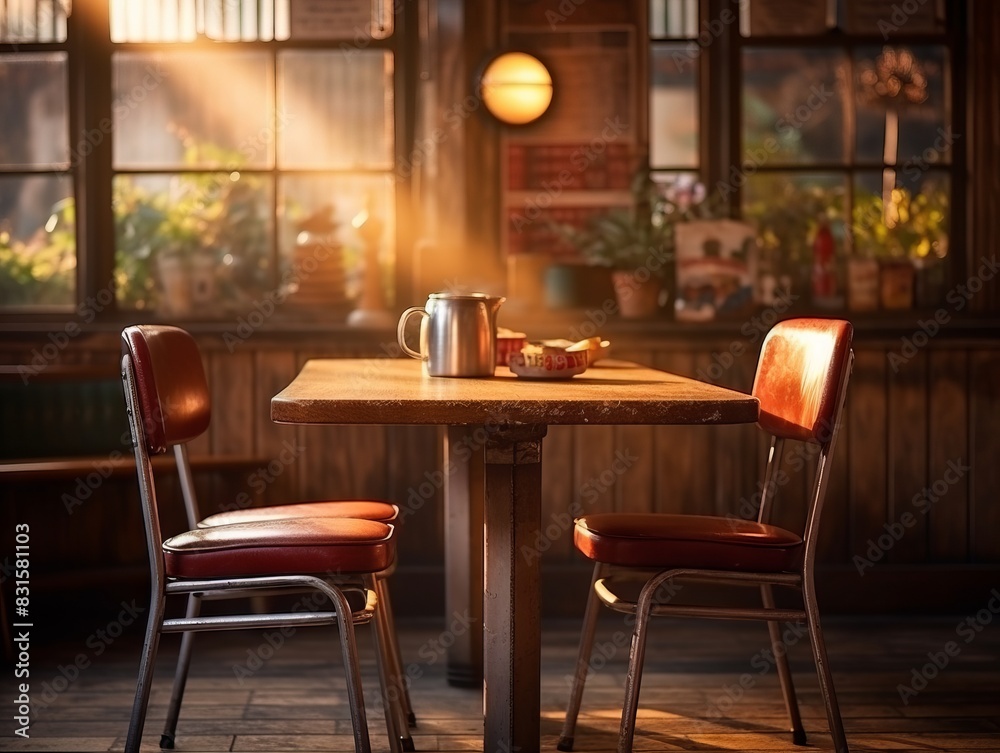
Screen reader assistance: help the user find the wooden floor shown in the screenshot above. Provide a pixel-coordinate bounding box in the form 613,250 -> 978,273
2,615 -> 998,752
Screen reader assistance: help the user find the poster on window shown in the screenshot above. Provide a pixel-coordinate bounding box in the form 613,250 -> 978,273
745,0 -> 830,36
674,220 -> 757,321
289,0 -> 391,41
843,0 -> 943,35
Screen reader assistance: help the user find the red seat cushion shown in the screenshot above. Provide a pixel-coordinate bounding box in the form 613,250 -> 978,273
198,500 -> 399,528
574,513 -> 802,573
163,518 -> 395,579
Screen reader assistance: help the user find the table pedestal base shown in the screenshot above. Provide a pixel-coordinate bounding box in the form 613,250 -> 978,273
484,424 -> 547,753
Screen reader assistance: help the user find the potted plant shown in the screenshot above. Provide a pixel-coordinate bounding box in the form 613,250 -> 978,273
743,179 -> 847,308
114,142 -> 270,316
851,184 -> 948,310
551,168 -> 719,319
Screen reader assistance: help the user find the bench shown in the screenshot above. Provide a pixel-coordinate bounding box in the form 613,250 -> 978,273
0,364 -> 265,652
0,364 -> 263,480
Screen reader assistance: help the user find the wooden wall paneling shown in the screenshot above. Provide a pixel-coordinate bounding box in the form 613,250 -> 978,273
818,384 -> 851,566
386,425 -> 445,567
927,349 -> 970,561
886,349 -> 928,563
153,472 -> 190,538
610,345 -> 656,515
652,350 -> 706,514
345,424 -> 390,498
293,350 -> 358,500
208,350 -> 256,513
188,341 -> 214,457
709,342 -> 758,519
614,424 -> 655,513
847,349 -> 889,562
573,425 -> 616,514
209,350 -> 256,456
970,351 -> 1000,561
252,350 -> 300,507
540,424 -> 575,561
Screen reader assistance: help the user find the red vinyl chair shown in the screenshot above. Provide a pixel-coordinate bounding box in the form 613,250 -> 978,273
558,318 -> 855,753
121,325 -> 408,753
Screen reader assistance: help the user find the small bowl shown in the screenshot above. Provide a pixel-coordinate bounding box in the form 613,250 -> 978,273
539,336 -> 611,365
508,344 -> 588,379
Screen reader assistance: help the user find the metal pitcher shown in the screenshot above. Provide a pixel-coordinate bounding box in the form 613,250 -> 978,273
397,292 -> 506,377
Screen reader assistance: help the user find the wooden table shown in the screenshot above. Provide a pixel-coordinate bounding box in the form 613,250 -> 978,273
272,357 -> 759,753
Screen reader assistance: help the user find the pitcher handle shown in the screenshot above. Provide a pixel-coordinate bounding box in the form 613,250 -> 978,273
397,307 -> 428,360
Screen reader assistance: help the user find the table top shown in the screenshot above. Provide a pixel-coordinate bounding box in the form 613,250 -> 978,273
271,358 -> 759,427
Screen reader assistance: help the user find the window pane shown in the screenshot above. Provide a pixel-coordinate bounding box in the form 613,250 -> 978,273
0,0 -> 69,43
113,173 -> 274,314
743,48 -> 848,165
0,53 -> 69,169
649,0 -> 698,38
742,172 -> 847,300
279,174 -> 395,307
113,51 -> 273,170
853,169 -> 949,260
0,176 -> 75,307
278,51 -> 393,170
110,0 -> 290,42
650,43 -> 698,169
855,45 -> 950,165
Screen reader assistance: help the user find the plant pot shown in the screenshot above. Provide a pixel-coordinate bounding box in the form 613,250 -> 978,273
156,255 -> 193,315
611,270 -> 662,319
846,257 -> 879,311
156,252 -> 218,316
879,259 -> 916,310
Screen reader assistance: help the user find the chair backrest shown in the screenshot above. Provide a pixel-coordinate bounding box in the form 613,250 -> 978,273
752,318 -> 853,446
750,318 -> 854,569
121,325 -> 211,456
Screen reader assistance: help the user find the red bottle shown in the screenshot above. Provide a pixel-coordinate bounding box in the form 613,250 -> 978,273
812,218 -> 836,302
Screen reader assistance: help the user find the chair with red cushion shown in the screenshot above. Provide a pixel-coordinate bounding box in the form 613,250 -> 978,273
558,318 -> 855,753
121,325 -> 408,753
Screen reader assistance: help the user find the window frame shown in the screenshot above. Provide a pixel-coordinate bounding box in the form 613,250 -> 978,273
726,1 -> 967,296
0,0 -> 415,321
646,0 -> 967,302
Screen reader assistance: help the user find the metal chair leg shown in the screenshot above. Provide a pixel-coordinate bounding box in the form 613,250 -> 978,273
329,584 -> 373,753
126,592 -> 166,753
761,584 -> 806,745
377,577 -> 416,727
160,593 -> 202,749
558,564 -> 604,752
803,578 -> 849,753
617,574 -> 657,753
369,578 -> 410,753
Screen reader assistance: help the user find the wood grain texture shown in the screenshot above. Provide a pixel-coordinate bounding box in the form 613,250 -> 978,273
928,349 -> 969,561
970,352 -> 1000,561
887,349 -> 928,564
540,424 -> 575,560
271,359 -> 760,427
652,351 -> 710,515
6,619 -> 1000,752
253,350 -> 301,506
848,349 -> 888,563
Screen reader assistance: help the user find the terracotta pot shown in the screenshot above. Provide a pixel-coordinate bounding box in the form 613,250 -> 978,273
846,257 -> 879,311
611,270 -> 662,319
879,259 -> 916,310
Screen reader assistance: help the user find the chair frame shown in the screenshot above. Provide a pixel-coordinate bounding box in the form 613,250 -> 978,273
160,442 -> 415,752
121,350 -> 393,753
559,347 -> 855,753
